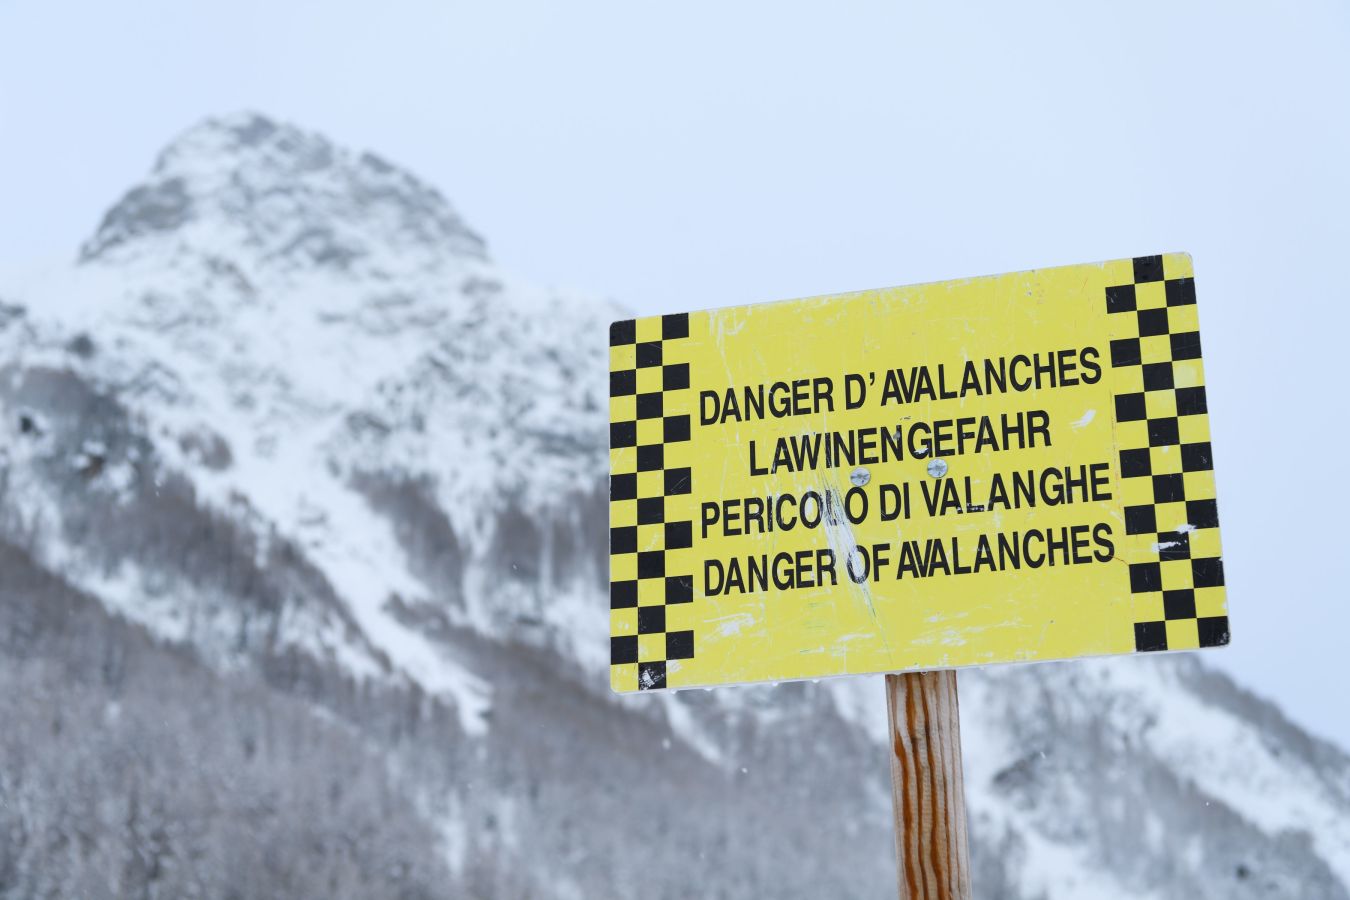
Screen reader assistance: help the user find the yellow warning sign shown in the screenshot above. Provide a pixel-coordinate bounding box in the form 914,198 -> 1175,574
609,254 -> 1228,693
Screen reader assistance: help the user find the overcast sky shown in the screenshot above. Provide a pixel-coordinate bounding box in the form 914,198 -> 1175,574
2,0 -> 1348,747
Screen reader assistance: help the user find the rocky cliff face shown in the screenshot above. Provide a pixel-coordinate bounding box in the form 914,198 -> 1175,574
0,112 -> 1345,898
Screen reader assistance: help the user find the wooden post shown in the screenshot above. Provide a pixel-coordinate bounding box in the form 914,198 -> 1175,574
885,671 -> 972,899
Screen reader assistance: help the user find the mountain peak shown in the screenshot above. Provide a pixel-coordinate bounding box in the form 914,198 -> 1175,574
80,111 -> 487,272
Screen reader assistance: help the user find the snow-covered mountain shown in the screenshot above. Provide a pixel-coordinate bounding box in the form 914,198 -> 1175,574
0,112 -> 1346,898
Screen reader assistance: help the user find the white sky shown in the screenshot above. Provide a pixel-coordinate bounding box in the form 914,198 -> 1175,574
2,1 -> 1348,747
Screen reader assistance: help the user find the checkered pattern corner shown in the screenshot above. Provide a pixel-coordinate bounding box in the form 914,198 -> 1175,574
1107,255 -> 1229,653
609,312 -> 696,691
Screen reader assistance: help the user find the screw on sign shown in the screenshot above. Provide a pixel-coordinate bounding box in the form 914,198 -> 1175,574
607,254 -> 1228,898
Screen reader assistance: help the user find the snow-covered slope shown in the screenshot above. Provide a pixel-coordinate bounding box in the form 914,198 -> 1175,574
2,114 -> 614,732
0,113 -> 1345,898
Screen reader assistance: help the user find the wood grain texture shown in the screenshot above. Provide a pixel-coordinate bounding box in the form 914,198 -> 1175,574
885,671 -> 972,900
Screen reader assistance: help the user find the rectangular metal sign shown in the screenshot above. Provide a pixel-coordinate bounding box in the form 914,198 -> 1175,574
608,254 -> 1227,692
